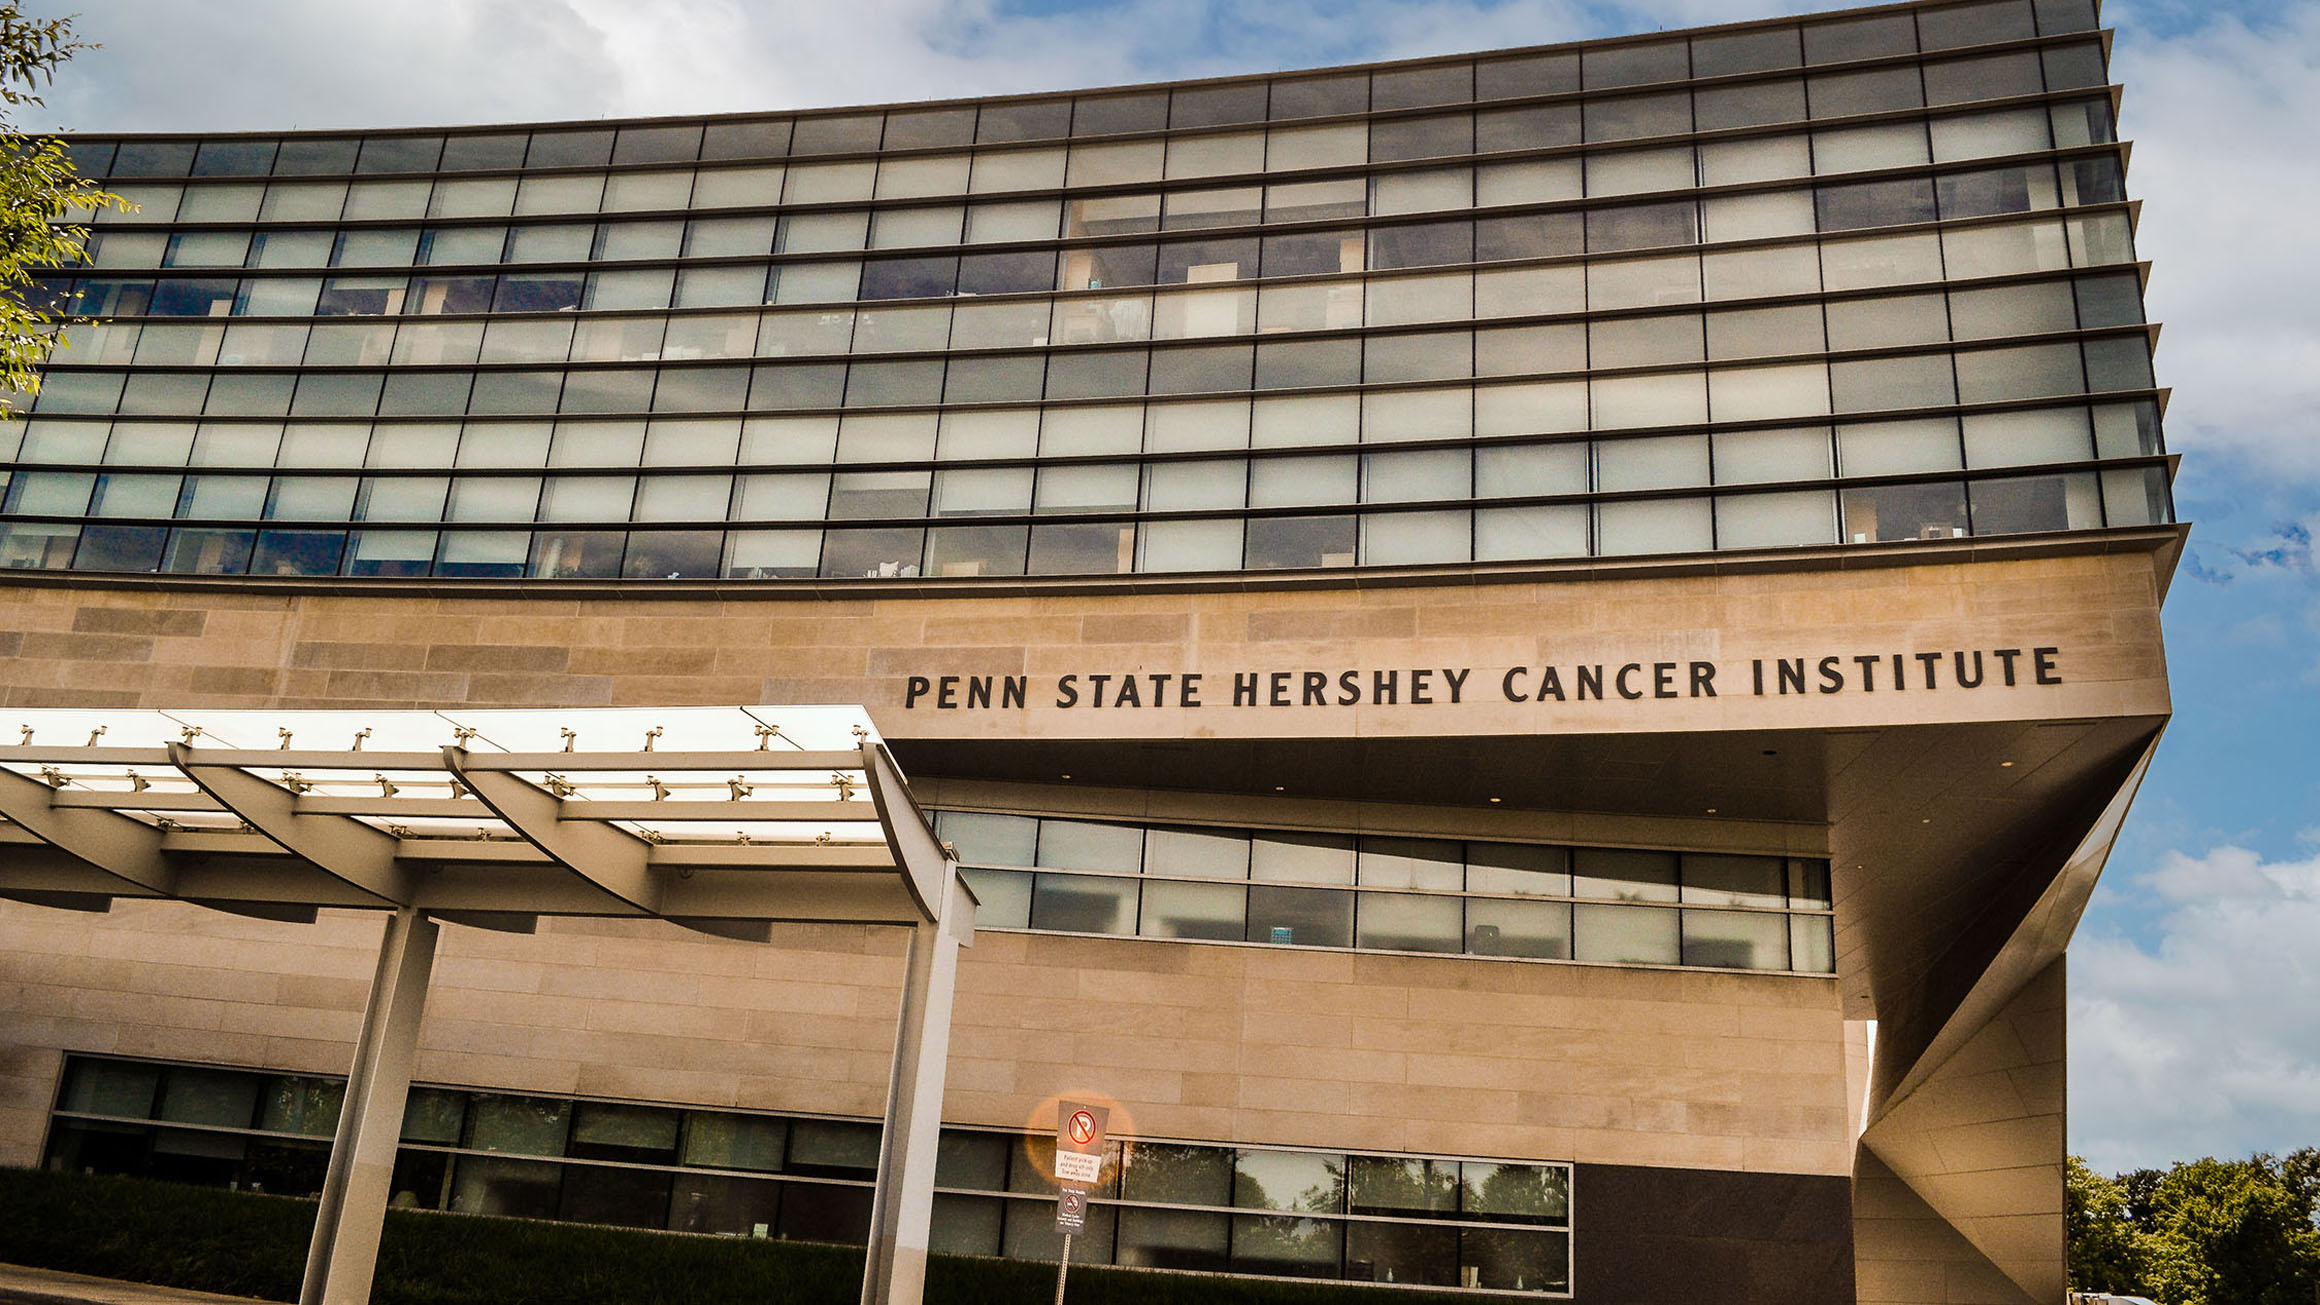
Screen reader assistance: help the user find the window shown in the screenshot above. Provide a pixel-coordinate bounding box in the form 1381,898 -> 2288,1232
47,1054 -> 1573,1291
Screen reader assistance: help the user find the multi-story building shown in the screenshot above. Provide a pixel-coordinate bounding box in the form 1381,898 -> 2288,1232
0,0 -> 2174,1300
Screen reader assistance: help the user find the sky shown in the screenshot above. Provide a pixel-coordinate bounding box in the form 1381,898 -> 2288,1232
23,0 -> 2320,1175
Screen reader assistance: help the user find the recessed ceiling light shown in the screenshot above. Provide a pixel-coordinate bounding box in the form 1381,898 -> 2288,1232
1059,773 -> 1071,780
1488,796 -> 1502,803
2000,761 -> 2015,768
1706,807 -> 1718,814
1920,818 -> 1931,824
1273,785 -> 1285,792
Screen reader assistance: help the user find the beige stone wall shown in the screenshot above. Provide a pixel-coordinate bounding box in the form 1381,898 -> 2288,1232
0,549 -> 2168,737
0,894 -> 1849,1177
0,550 -> 2161,1227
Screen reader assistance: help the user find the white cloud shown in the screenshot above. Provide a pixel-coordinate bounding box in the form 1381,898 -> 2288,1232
37,0 -> 1860,133
33,0 -> 1583,132
2108,3 -> 2320,481
2071,844 -> 2320,1171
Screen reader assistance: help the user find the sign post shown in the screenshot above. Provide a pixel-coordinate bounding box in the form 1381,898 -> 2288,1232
1051,1100 -> 1108,1305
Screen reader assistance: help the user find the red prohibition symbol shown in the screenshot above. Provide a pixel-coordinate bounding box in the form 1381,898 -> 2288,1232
1067,1110 -> 1098,1146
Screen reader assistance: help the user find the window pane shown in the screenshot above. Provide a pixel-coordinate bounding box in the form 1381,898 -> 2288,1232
1586,146 -> 1693,196
1030,873 -> 1137,935
1968,471 -> 2102,535
1467,898 -> 1572,959
1247,515 -> 1356,568
1475,504 -> 1588,559
1138,519 -> 1242,572
1842,480 -> 1970,542
1464,1226 -> 1572,1292
1574,848 -> 1678,901
1717,490 -> 1837,548
1839,417 -> 1961,475
1144,827 -> 1250,880
1955,343 -> 2083,403
1140,880 -> 1247,941
1236,1148 -> 1345,1212
1356,893 -> 1462,953
959,868 -> 1031,928
1593,374 -> 1707,430
1246,885 -> 1353,947
1477,158 -> 1581,207
467,1095 -> 570,1156
1831,353 -> 1956,411
1682,854 -> 1786,907
451,1156 -> 561,1218
1573,903 -> 1680,964
1682,909 -> 1790,969
1962,407 -> 2093,468
678,1113 -> 786,1173
1354,837 -> 1462,890
1037,819 -> 1143,873
1791,914 -> 1836,973
157,1067 -> 259,1127
2100,451 -> 2168,519
1027,522 -> 1133,574
922,524 -> 1025,577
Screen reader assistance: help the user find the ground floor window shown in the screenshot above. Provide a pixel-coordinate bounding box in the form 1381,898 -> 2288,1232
44,1054 -> 1574,1296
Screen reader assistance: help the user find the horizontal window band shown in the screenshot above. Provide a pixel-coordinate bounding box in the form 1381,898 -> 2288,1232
75,107 -> 2126,242
2,396 -> 2174,486
0,454 -> 2177,533
63,145 -> 2134,282
47,244 -> 2148,358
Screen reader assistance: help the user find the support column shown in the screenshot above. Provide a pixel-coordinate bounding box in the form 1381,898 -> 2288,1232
301,907 -> 439,1305
861,873 -> 972,1305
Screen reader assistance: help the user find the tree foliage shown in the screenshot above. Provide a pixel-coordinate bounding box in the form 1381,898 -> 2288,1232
0,3 -> 123,412
2069,1149 -> 2320,1305
2069,1155 -> 2151,1294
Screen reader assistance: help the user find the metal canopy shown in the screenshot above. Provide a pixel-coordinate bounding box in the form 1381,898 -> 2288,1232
0,704 -> 974,1305
0,705 -> 940,932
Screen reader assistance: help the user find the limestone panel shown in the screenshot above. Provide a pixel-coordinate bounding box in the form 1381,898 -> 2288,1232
0,892 -> 1850,1178
0,550 -> 2170,741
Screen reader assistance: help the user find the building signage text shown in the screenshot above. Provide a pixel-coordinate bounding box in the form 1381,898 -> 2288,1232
901,646 -> 2064,710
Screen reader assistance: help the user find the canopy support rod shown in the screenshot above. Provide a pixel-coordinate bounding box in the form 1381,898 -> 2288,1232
861,870 -> 974,1305
301,906 -> 439,1305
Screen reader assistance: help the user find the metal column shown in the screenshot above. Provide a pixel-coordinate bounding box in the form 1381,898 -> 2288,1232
860,873 -> 972,1305
301,906 -> 439,1305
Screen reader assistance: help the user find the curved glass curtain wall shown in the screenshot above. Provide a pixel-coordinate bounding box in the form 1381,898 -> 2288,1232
934,810 -> 1838,974
49,1055 -> 1576,1294
2,0 -> 2171,581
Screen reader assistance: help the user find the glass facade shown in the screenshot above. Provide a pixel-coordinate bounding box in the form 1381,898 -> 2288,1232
6,0 -> 2167,580
46,1055 -> 1575,1294
937,811 -> 1836,972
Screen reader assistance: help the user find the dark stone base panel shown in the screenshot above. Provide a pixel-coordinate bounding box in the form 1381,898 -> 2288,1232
1573,1163 -> 1853,1305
